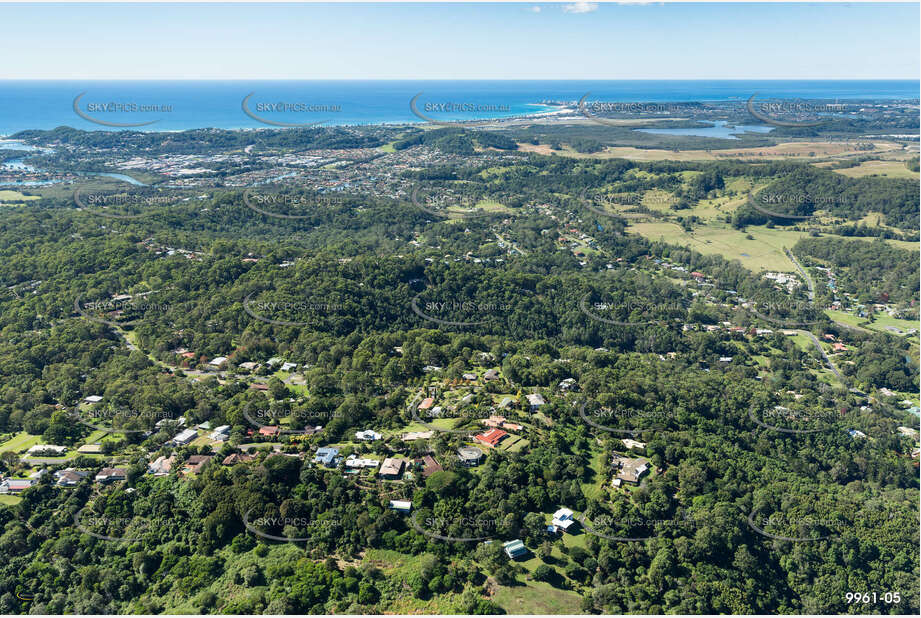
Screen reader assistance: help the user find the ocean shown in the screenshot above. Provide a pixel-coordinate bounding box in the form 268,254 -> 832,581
0,80 -> 917,135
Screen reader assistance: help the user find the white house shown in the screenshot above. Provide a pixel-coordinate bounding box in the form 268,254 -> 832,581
172,428 -> 198,445
26,444 -> 68,456
209,425 -> 231,441
389,500 -> 412,513
355,430 -> 382,441
526,393 -> 546,412
550,507 -> 577,533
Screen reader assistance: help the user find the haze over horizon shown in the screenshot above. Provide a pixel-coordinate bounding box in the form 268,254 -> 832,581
0,2 -> 918,80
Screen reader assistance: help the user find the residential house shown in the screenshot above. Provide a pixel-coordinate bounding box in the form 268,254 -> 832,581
378,458 -> 405,480
54,469 -> 88,487
611,454 -> 650,487
259,426 -> 281,438
559,378 -> 577,391
389,500 -> 412,513
313,447 -> 340,467
222,453 -> 256,466
0,479 -> 34,494
182,455 -> 212,475
503,539 -> 528,559
621,438 -> 646,451
26,444 -> 68,457
474,428 -> 508,449
95,467 -> 127,484
550,507 -> 577,534
418,397 -> 435,411
84,395 -> 103,404
355,429 -> 382,441
345,455 -> 379,470
77,444 -> 103,454
847,429 -> 867,439
526,393 -> 546,412
171,428 -> 198,445
462,373 -> 477,381
417,455 -> 442,478
457,447 -> 483,466
156,416 -> 186,429
148,455 -> 175,476
280,362 -> 298,372
208,356 -> 228,368
483,369 -> 500,381
209,425 -> 231,441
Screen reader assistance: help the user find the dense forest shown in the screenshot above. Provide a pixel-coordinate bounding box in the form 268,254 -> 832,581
0,128 -> 918,615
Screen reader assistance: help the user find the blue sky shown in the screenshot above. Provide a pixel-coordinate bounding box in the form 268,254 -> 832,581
1,2 -> 918,79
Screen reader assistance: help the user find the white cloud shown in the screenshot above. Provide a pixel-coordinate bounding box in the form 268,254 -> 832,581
563,2 -> 598,14
529,6 -> 542,13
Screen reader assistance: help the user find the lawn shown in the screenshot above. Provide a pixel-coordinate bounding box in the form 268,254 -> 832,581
0,495 -> 23,506
827,310 -> 920,343
627,220 -> 913,274
834,159 -> 919,180
0,432 -> 41,454
579,447 -> 608,501
499,437 -> 529,453
0,189 -> 40,203
492,579 -> 583,614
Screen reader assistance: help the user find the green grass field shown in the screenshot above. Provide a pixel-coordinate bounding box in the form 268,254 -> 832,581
827,310 -> 920,343
0,189 -> 41,204
0,495 -> 23,506
628,219 -> 914,274
834,159 -> 920,180
492,578 -> 582,614
0,432 -> 41,453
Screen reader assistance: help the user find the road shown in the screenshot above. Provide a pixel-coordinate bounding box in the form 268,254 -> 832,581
804,331 -> 843,380
784,248 -> 815,301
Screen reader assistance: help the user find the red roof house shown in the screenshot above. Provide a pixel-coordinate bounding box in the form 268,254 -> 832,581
474,428 -> 508,448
